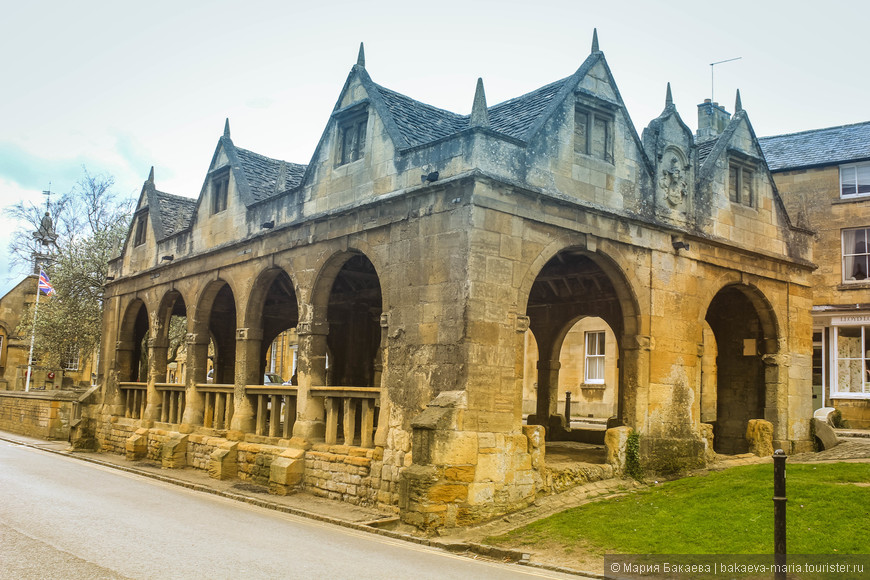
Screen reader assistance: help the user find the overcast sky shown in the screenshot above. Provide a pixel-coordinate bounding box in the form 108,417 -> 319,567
2,0 -> 868,296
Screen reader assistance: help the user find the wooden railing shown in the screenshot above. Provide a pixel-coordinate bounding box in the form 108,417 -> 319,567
119,382 -> 147,419
155,383 -> 185,424
198,384 -> 234,430
247,386 -> 298,438
311,386 -> 379,448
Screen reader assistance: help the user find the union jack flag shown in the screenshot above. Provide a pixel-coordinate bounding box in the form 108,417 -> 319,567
38,270 -> 55,296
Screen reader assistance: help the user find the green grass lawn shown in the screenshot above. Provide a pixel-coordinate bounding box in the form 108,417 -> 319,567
488,463 -> 870,555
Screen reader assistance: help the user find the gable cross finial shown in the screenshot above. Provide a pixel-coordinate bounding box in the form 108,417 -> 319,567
665,82 -> 673,108
591,28 -> 600,53
357,42 -> 365,68
147,166 -> 155,183
224,118 -> 231,139
470,77 -> 489,128
735,89 -> 743,113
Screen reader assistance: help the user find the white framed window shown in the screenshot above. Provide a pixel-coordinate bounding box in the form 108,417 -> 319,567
832,326 -> 870,398
63,345 -> 80,371
842,227 -> 870,282
584,330 -> 606,384
840,162 -> 870,198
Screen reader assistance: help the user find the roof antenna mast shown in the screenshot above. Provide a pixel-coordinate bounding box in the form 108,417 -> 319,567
710,57 -> 741,103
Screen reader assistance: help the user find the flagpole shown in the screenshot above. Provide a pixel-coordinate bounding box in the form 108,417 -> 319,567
24,265 -> 43,392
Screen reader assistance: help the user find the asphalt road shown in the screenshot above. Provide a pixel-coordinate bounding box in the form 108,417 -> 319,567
0,437 -> 580,580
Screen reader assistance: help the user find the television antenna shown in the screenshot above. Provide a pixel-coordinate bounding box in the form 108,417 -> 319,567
710,57 -> 741,103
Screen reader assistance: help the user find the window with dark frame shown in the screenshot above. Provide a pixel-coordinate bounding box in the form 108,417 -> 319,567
574,104 -> 614,163
133,212 -> 147,247
728,161 -> 755,207
211,170 -> 229,214
338,112 -> 368,166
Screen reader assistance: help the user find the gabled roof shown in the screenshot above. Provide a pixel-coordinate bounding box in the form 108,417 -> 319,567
758,121 -> 870,171
696,138 -> 718,166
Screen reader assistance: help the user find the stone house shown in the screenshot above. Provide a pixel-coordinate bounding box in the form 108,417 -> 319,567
0,275 -> 96,391
83,35 -> 815,530
760,122 -> 870,428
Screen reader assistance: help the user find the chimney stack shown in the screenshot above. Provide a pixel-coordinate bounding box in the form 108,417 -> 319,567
696,99 -> 731,141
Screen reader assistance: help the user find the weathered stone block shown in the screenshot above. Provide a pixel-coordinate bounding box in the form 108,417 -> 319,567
125,430 -> 148,461
208,441 -> 239,480
812,418 -> 839,450
161,433 -> 188,469
604,426 -> 632,471
746,419 -> 774,457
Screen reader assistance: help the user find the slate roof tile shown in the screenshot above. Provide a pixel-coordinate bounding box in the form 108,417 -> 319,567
759,122 -> 870,171
235,147 -> 307,201
153,191 -> 195,239
373,76 -> 572,149
696,138 -> 718,166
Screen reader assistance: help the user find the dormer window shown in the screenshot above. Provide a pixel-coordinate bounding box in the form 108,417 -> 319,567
840,162 -> 870,198
574,103 -> 614,163
728,154 -> 756,208
133,211 -> 148,246
337,110 -> 368,166
211,168 -> 229,214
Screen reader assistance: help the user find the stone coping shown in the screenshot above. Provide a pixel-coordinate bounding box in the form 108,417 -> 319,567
0,389 -> 83,402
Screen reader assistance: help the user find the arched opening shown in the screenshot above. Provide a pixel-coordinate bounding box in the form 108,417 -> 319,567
158,291 -> 188,384
154,291 -> 188,424
326,254 -> 382,388
705,284 -> 777,454
524,248 -> 633,442
207,284 -> 237,385
119,299 -> 149,383
257,270 -> 299,385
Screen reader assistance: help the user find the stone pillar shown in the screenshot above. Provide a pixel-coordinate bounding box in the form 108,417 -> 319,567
763,352 -> 789,449
230,327 -> 261,433
145,337 -> 168,422
535,359 -> 561,424
109,339 -> 134,416
373,312 -> 390,447
181,333 -> 207,426
619,335 -> 651,431
292,320 -> 328,441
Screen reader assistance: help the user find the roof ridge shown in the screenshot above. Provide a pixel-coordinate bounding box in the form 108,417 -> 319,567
759,120 -> 870,141
235,145 -> 307,169
373,82 -> 466,118
487,75 -> 572,110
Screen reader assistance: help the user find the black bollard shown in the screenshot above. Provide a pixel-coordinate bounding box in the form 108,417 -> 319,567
773,449 -> 787,579
564,392 -> 571,426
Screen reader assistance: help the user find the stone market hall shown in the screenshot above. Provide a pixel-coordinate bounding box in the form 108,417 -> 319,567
77,34 -> 816,530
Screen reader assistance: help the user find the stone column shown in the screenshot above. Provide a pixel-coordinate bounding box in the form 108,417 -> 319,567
619,334 -> 651,431
181,333 -> 207,426
292,320 -> 329,441
231,327 -> 261,433
373,312 -> 390,447
535,359 -> 561,424
107,339 -> 135,417
145,337 -> 168,422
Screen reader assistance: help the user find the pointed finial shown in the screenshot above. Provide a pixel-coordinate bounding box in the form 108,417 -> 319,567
147,166 -> 154,183
357,42 -> 365,67
734,89 -> 743,113
223,118 -> 231,139
665,82 -> 673,108
470,77 -> 489,128
591,28 -> 600,53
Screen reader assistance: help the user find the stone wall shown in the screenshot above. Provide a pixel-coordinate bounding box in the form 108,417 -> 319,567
304,443 -> 378,505
0,391 -> 77,440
